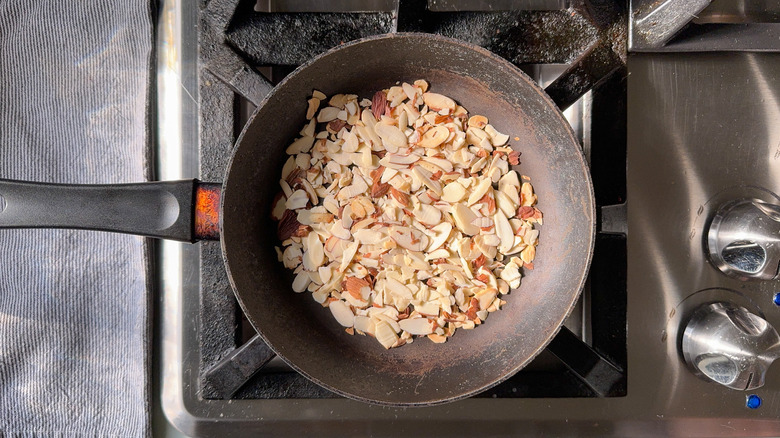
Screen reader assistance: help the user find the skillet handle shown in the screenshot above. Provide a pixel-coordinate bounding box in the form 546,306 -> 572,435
0,179 -> 221,242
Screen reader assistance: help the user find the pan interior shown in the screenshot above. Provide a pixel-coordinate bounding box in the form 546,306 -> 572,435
221,34 -> 594,406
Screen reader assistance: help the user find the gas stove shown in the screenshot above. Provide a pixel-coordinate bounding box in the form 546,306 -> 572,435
156,0 -> 780,435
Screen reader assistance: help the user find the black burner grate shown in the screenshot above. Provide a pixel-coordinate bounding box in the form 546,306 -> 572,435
196,0 -> 627,400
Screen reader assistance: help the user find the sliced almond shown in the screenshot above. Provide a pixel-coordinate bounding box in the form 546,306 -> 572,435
340,240 -> 360,272
520,244 -> 536,264
441,182 -> 467,203
467,178 -> 492,206
353,228 -> 383,245
428,333 -> 447,343
402,82 -> 418,101
373,122 -> 407,153
389,226 -> 429,252
413,79 -> 429,92
286,136 -> 315,155
452,203 -> 479,236
375,321 -> 399,349
414,203 -> 441,226
468,115 -> 488,128
412,166 -> 442,196
385,277 -> 414,300
292,271 -> 311,293
427,223 -> 453,251
306,98 -> 320,120
422,92 -> 456,112
285,190 -> 309,210
521,182 -> 537,206
303,232 -> 325,270
471,216 -> 493,229
317,106 -> 341,122
418,126 -> 449,148
329,300 -> 355,327
399,317 -> 435,335
342,129 -> 360,153
354,315 -> 375,335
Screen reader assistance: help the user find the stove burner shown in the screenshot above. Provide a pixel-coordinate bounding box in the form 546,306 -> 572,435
194,0 -> 627,402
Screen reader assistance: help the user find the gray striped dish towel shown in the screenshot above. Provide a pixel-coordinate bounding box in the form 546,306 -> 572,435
0,1 -> 154,436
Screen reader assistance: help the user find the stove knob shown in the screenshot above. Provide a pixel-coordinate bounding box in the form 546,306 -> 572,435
707,199 -> 780,280
682,302 -> 780,390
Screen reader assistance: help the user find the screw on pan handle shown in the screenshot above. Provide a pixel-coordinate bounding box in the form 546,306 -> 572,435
0,178 -> 220,242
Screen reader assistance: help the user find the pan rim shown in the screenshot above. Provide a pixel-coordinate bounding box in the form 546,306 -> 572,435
220,32 -> 596,407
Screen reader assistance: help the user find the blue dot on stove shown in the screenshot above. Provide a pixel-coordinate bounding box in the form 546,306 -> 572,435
746,394 -> 762,409
773,293 -> 780,306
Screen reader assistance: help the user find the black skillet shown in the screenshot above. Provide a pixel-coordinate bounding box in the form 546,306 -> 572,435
0,33 -> 595,406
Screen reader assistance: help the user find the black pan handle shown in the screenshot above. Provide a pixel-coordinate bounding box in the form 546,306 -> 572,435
0,178 -> 215,242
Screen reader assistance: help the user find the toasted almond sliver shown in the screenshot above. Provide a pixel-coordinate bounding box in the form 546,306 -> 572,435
285,190 -> 309,210
385,277 -> 414,300
306,98 -> 320,120
418,126 -> 449,148
353,228 -> 383,245
286,136 -> 315,155
292,271 -> 310,293
375,321 -> 398,349
452,203 -> 479,236
494,210 -> 514,254
399,317 -> 435,335
329,300 -> 355,327
414,203 -> 441,227
467,178 -> 492,206
468,115 -> 488,128
317,106 -> 341,122
422,92 -> 456,112
373,122 -> 407,153
427,223 -> 453,251
340,240 -> 360,272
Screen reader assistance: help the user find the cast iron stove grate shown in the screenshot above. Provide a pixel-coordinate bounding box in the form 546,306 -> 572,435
195,0 -> 627,401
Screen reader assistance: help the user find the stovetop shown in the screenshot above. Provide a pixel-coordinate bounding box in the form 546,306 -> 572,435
156,0 -> 780,436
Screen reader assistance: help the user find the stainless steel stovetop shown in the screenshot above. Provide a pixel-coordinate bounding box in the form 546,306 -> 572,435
156,0 -> 780,436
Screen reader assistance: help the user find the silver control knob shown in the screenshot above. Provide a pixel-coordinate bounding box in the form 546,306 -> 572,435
707,198 -> 780,280
682,302 -> 780,390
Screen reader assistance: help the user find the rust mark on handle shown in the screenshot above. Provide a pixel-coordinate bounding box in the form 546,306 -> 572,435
195,183 -> 221,240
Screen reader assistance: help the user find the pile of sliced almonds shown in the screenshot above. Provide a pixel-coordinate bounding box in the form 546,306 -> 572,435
272,80 -> 542,349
